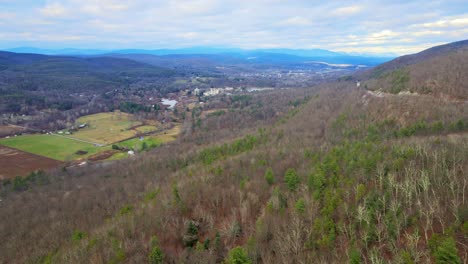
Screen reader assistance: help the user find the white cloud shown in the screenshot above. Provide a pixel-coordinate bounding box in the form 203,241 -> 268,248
278,16 -> 311,26
369,30 -> 400,39
80,1 -> 129,15
332,5 -> 362,16
411,30 -> 443,37
336,42 -> 447,55
417,15 -> 468,28
168,0 -> 220,15
39,3 -> 68,17
177,32 -> 199,39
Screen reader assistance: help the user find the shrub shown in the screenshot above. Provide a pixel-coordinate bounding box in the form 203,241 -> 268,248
172,185 -> 182,206
355,183 -> 366,201
183,221 -> 199,247
213,232 -> 221,250
432,121 -> 444,133
71,230 -> 87,242
295,198 -> 306,214
142,142 -> 148,151
203,238 -> 210,250
149,236 -> 164,264
449,119 -> 466,132
308,171 -> 325,198
12,176 -> 28,191
119,205 -> 133,216
349,248 -> 361,264
264,168 -> 274,185
400,250 -> 415,264
225,246 -> 252,264
284,168 -> 300,191
389,69 -> 409,94
428,235 -> 461,264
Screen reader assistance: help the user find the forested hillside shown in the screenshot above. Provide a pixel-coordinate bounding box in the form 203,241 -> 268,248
0,79 -> 466,263
360,40 -> 468,99
0,52 -> 176,113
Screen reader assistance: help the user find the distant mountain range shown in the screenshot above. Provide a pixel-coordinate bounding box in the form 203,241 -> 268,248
3,46 -> 369,57
3,47 -> 394,66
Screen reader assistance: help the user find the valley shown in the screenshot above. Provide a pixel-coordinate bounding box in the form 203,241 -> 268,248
0,39 -> 466,264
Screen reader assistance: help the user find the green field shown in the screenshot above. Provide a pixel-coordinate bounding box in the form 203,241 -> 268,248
106,152 -> 129,161
0,118 -> 180,162
73,112 -> 142,145
0,134 -> 109,161
116,136 -> 161,151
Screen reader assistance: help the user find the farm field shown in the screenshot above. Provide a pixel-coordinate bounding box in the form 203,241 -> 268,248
73,112 -> 143,145
0,134 -> 109,161
0,145 -> 63,179
134,125 -> 159,134
107,125 -> 181,160
117,136 -> 162,151
150,124 -> 180,143
0,115 -> 180,165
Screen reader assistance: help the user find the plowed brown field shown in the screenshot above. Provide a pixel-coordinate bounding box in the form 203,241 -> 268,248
0,146 -> 62,179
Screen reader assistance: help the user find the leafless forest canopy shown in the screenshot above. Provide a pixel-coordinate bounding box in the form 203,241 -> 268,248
0,41 -> 467,263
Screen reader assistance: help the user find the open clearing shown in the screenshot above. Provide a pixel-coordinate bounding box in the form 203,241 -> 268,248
149,124 -> 180,143
118,137 -> 162,151
0,146 -> 63,179
73,112 -> 143,145
107,125 -> 181,160
0,134 -> 109,161
134,125 -> 159,134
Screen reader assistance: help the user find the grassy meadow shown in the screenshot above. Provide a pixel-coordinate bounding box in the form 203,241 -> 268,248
134,125 -> 159,134
150,125 -> 180,143
73,112 -> 142,145
0,134 -> 108,161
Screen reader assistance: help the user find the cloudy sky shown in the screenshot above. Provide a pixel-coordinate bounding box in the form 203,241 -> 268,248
1,0 -> 467,55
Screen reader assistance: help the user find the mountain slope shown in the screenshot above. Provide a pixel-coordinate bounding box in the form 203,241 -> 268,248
360,40 -> 468,99
0,51 -> 175,77
1,80 -> 466,263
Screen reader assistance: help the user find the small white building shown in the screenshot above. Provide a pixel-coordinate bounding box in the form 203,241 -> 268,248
204,88 -> 221,96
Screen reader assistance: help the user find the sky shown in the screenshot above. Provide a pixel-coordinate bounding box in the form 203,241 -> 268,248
0,0 -> 467,55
